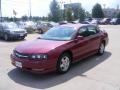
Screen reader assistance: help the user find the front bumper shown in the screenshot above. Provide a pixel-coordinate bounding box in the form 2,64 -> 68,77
8,33 -> 27,39
11,54 -> 56,74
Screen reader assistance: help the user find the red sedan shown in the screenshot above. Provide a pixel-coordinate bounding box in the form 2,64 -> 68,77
11,24 -> 108,74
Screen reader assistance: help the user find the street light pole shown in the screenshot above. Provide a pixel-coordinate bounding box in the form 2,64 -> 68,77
70,0 -> 71,4
0,0 -> 2,22
29,0 -> 32,21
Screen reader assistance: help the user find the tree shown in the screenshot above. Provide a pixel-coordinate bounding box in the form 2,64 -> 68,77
65,8 -> 74,22
85,11 -> 92,18
48,13 -> 53,21
117,12 -> 120,18
92,3 -> 104,18
50,0 -> 60,22
79,8 -> 86,22
66,3 -> 85,21
72,4 -> 81,19
21,15 -> 28,21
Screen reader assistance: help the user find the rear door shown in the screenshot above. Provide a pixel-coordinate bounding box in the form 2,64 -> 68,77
86,25 -> 101,53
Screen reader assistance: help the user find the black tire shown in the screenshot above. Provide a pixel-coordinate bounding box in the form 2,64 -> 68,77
38,29 -> 43,34
4,34 -> 9,41
56,53 -> 71,74
20,37 -> 25,40
97,42 -> 105,55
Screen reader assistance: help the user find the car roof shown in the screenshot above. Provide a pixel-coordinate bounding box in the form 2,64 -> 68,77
60,23 -> 97,30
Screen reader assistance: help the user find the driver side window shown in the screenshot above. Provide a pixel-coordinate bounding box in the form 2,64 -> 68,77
87,26 -> 98,35
78,27 -> 89,37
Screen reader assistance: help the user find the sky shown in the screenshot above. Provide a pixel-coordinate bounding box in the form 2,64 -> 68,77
1,0 -> 120,17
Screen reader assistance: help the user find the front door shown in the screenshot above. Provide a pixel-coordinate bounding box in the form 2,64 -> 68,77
86,25 -> 101,53
72,26 -> 91,62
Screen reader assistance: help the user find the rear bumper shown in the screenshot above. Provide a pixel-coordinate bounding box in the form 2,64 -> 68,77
105,36 -> 109,46
11,54 -> 56,74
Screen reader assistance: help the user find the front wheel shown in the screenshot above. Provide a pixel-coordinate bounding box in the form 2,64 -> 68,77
97,43 -> 105,55
56,53 -> 71,74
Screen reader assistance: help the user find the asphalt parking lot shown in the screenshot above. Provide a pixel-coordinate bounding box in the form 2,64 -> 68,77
0,25 -> 120,90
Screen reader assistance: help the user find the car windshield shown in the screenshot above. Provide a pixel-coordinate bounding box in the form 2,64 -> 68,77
40,26 -> 76,41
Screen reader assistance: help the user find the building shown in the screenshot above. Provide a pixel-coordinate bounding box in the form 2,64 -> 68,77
103,7 -> 120,18
64,3 -> 81,9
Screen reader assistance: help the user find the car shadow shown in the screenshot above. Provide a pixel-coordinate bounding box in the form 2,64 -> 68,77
8,51 -> 111,89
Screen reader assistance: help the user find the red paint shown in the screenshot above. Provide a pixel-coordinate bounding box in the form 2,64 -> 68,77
11,24 -> 108,74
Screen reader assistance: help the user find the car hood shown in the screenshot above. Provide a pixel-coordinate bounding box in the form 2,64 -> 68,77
8,28 -> 26,32
15,39 -> 69,54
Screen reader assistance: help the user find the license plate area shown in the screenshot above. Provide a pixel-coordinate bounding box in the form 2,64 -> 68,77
20,34 -> 24,36
15,61 -> 22,68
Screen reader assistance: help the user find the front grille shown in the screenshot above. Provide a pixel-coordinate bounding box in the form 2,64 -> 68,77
14,31 -> 25,34
14,51 -> 29,59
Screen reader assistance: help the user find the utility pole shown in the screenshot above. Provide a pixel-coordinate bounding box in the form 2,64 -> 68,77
0,0 -> 2,22
59,1 -> 65,21
29,0 -> 32,21
103,4 -> 106,9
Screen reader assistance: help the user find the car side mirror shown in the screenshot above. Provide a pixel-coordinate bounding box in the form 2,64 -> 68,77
74,36 -> 84,42
77,36 -> 84,40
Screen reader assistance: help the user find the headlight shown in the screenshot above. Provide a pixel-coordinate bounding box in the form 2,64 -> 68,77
31,54 -> 48,60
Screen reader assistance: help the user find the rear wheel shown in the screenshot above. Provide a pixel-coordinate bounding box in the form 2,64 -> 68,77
20,37 -> 25,40
56,53 -> 71,74
97,42 -> 105,55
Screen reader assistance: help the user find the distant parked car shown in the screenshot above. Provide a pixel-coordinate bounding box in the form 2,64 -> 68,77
59,21 -> 68,25
100,18 -> 111,25
0,22 -> 27,41
25,21 -> 37,30
36,22 -> 56,34
81,21 -> 90,24
90,19 -> 99,24
110,18 -> 120,25
70,20 -> 79,24
16,21 -> 26,29
11,24 -> 108,74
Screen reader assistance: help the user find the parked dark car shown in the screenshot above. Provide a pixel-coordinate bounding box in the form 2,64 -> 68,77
11,24 -> 108,74
0,22 -> 27,41
36,22 -> 58,34
110,18 -> 120,25
81,21 -> 90,24
90,19 -> 100,24
100,18 -> 111,25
